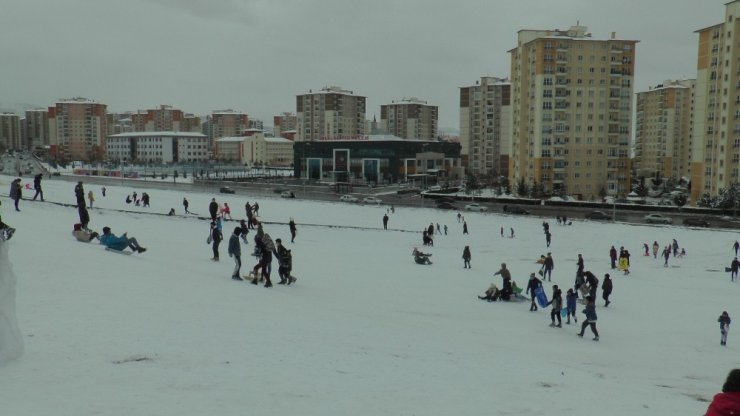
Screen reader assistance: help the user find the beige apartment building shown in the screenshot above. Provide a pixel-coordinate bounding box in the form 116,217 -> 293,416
210,109 -> 248,142
48,98 -> 107,161
380,98 -> 438,140
691,0 -> 740,202
0,113 -> 22,151
24,109 -> 50,150
509,25 -> 637,199
460,77 -> 512,178
274,112 -> 297,138
634,80 -> 695,180
296,86 -> 366,141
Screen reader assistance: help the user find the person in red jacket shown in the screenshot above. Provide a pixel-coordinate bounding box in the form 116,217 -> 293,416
705,369 -> 740,415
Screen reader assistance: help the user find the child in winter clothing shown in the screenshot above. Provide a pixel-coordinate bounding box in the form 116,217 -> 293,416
526,273 -> 542,311
462,246 -> 471,268
720,311 -> 732,346
705,369 -> 740,415
548,285 -> 563,327
565,289 -> 577,324
478,283 -> 500,302
602,273 -> 613,307
577,296 -> 599,341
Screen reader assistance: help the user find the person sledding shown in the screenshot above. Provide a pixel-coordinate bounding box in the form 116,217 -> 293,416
72,223 -> 99,242
0,200 -> 15,241
478,283 -> 500,302
413,247 -> 432,265
100,226 -> 147,253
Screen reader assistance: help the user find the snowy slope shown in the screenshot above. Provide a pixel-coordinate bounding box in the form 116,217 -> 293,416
0,174 -> 734,415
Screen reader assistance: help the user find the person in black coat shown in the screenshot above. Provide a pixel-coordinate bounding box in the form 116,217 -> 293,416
576,253 -> 584,275
526,273 -> 542,311
602,273 -> 613,307
731,257 -> 740,282
210,221 -> 223,261
548,285 -> 563,327
74,181 -> 86,208
462,246 -> 471,268
182,197 -> 189,214
208,198 -> 219,221
542,252 -> 554,281
584,271 -> 599,300
289,218 -> 297,242
382,214 -> 388,230
32,174 -> 43,201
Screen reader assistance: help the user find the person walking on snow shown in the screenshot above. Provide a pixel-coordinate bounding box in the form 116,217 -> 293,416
463,221 -> 469,235
444,224 -> 448,235
565,289 -> 577,324
735,241 -> 740,257
542,252 -> 554,281
510,227 -> 515,238
526,273 -> 542,311
289,218 -> 297,242
609,246 -> 618,269
719,311 -> 732,346
383,214 -> 389,230
228,227 -> 242,280
183,197 -> 189,214
672,239 -> 680,257
731,257 -> 740,282
548,285 -> 563,327
462,246 -> 471,269
436,223 -> 441,234
643,243 -> 649,256
32,173 -> 43,201
662,246 -> 671,267
576,254 -> 584,275
209,198 -> 219,221
209,220 -> 223,261
602,273 -> 613,307
9,178 -> 21,211
577,296 -> 599,341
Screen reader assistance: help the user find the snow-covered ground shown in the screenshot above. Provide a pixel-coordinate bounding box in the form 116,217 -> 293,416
0,174 -> 734,415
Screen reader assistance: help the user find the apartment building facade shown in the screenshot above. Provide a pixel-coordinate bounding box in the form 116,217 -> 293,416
210,110 -> 248,146
296,86 -> 366,142
634,80 -> 695,180
48,98 -> 108,162
274,112 -> 298,138
509,25 -> 637,199
691,0 -> 740,202
0,113 -> 22,151
214,132 -> 294,166
129,105 -> 201,133
24,109 -> 50,150
459,77 -> 512,178
380,98 -> 438,140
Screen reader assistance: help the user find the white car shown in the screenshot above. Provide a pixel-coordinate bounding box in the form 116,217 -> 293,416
339,195 -> 359,203
644,213 -> 673,224
464,203 -> 488,212
362,196 -> 383,204
280,190 -> 295,198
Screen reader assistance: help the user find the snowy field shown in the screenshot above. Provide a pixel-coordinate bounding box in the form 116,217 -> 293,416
0,174 -> 735,415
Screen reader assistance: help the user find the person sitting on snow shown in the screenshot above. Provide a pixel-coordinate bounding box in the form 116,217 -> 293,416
413,248 -> 432,265
72,223 -> 99,242
478,283 -> 500,302
100,226 -> 147,253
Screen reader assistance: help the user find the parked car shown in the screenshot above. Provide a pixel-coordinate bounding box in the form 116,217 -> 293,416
503,205 -> 529,215
362,196 -> 383,204
682,217 -> 710,227
585,210 -> 611,220
644,213 -> 673,224
219,186 -> 235,194
436,202 -> 459,210
339,195 -> 359,203
280,191 -> 295,198
464,203 -> 488,212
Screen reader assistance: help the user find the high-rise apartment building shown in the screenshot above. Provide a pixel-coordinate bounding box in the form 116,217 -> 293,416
273,112 -> 297,138
509,25 -> 637,198
210,110 -> 248,140
635,80 -> 695,180
24,109 -> 50,150
129,105 -> 201,133
296,86 -> 366,142
48,97 -> 108,161
460,77 -> 512,178
691,0 -> 740,202
380,98 -> 438,140
0,113 -> 22,151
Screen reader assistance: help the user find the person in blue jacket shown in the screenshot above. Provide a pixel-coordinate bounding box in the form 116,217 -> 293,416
100,226 -> 146,253
577,296 -> 599,341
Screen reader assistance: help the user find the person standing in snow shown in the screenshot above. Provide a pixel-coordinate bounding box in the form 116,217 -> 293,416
704,369 -> 740,415
251,233 -> 274,287
652,241 -> 660,259
719,311 -> 732,346
643,243 -> 649,256
584,271 -> 599,300
542,252 -> 554,282
428,223 -> 434,236
577,296 -> 599,341
662,245 -> 671,268
289,218 -> 297,242
545,230 -> 552,247
462,246 -> 471,269
609,246 -> 618,269
731,258 -> 740,282
444,224 -> 448,235
457,212 -> 462,223
436,223 -> 441,234
74,181 -> 86,208
10,178 -> 22,211
547,285 -> 563,327
735,241 -> 740,257
183,197 -> 189,214
32,173 -> 43,201
672,239 -> 679,257
228,227 -> 242,280
602,273 -> 613,307
208,198 -> 219,221
493,263 -> 513,300
209,220 -> 223,261
274,238 -> 293,284
87,190 -> 95,209
253,202 -> 260,217
101,186 -> 106,197
565,289 -> 577,324
576,253 -> 584,275
526,273 -> 542,311
383,214 -> 389,230
463,221 -> 469,235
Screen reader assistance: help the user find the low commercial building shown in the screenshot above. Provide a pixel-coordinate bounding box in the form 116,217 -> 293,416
215,131 -> 294,166
293,135 -> 462,184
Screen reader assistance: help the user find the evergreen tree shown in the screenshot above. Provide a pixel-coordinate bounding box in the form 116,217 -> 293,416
516,178 -> 528,197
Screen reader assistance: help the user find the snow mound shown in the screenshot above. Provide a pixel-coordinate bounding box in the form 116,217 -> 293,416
0,241 -> 23,365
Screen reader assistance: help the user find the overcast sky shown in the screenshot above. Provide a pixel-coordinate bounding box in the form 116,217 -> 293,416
0,0 -> 724,131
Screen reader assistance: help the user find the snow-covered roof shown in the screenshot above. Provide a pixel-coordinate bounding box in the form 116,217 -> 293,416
108,132 -> 206,138
215,137 -> 246,143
